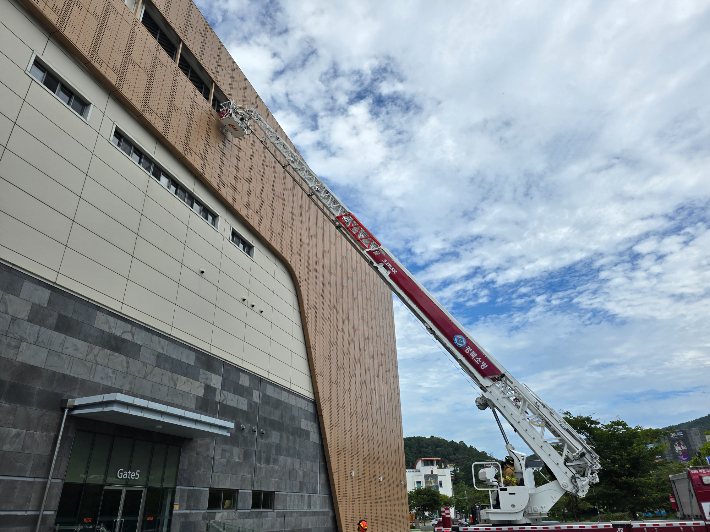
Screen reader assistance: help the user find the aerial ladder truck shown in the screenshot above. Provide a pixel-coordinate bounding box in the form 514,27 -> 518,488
218,103 -> 710,531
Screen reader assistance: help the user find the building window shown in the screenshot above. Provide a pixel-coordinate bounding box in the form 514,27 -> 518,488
231,230 -> 254,257
416,481 -> 421,487
251,491 -> 274,510
111,128 -> 217,227
207,489 -> 237,510
439,481 -> 443,488
178,52 -> 209,100
141,10 -> 177,60
140,2 -> 225,111
28,58 -> 90,119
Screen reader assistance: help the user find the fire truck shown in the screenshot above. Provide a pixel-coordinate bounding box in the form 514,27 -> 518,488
217,103 -> 710,532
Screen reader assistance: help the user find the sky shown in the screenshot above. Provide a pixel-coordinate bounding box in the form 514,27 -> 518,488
195,0 -> 710,459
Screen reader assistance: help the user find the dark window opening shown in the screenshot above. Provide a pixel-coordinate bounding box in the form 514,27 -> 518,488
141,11 -> 177,60
251,491 -> 274,510
212,90 -> 225,112
29,59 -> 89,118
111,129 -> 217,227
178,54 -> 210,99
231,230 -> 254,257
207,489 -> 237,510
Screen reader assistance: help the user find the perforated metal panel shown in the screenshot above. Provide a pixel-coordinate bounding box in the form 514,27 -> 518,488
16,0 -> 410,529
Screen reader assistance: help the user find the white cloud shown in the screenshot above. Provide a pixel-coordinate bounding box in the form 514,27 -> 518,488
197,0 -> 710,457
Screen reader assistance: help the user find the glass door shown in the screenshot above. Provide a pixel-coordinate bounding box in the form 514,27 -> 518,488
120,489 -> 145,532
96,488 -> 123,531
96,487 -> 146,532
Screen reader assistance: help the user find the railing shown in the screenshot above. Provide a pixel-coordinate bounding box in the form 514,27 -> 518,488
206,521 -> 259,532
53,525 -> 112,532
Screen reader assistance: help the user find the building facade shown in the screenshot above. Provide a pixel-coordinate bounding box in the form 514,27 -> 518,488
662,429 -> 704,463
405,458 -> 454,498
0,0 -> 409,529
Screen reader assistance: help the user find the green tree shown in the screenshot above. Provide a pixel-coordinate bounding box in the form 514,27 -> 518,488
408,487 -> 444,519
559,413 -> 677,519
692,441 -> 710,465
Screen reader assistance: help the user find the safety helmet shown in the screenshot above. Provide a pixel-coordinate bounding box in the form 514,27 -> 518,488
504,456 -> 514,465
358,520 -> 368,532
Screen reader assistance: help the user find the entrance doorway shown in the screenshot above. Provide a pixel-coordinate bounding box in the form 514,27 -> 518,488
96,487 -> 145,532
54,431 -> 180,532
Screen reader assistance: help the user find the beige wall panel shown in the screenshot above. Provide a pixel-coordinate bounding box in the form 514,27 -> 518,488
175,283 -> 215,323
0,51 -> 32,100
0,151 -> 79,219
244,323 -> 271,355
270,323 -> 293,353
80,176 -> 142,232
170,307 -> 211,351
247,277 -> 275,309
133,236 -> 182,281
210,344 -> 243,369
92,137 -> 151,193
15,102 -> 92,172
56,272 -> 125,311
181,245 -> 219,287
6,125 -> 86,195
0,21 -> 34,69
270,308 -> 293,338
187,210 -> 222,250
14,0 -> 410,525
153,141 -> 196,189
184,226 -> 221,269
24,81 -> 98,151
73,199 -> 138,255
220,241 -> 254,278
215,270 -> 248,307
127,256 -> 179,303
0,210 -> 64,274
290,368 -> 313,394
0,81 -> 24,122
211,325 -> 244,358
291,352 -> 310,374
122,279 -> 175,326
143,183 -> 187,227
243,307 -> 271,338
213,305 -> 246,341
87,155 -> 146,210
58,247 -> 128,302
178,263 -> 217,303
0,176 -> 73,243
66,223 -> 133,277
136,214 -> 186,263
0,115 -> 13,148
268,356 -> 290,388
1,0 -> 48,52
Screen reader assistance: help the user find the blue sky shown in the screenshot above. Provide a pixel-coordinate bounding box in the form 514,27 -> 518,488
196,0 -> 710,458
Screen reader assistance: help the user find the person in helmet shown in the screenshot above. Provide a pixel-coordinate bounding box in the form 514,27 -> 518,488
502,456 -> 517,486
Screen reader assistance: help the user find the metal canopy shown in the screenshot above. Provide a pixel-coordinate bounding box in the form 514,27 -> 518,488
66,393 -> 233,438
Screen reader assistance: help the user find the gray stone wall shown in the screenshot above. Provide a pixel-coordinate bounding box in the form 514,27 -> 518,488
0,261 -> 335,532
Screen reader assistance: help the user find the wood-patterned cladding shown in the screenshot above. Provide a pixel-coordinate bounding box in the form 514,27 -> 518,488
16,0 -> 410,528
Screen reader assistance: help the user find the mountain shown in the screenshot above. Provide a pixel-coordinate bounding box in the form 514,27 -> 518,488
404,436 -> 497,486
670,413 -> 710,436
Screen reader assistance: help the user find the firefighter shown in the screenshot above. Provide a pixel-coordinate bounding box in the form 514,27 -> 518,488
502,456 -> 517,486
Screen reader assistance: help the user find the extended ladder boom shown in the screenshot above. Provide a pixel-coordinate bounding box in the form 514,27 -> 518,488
219,102 -> 601,499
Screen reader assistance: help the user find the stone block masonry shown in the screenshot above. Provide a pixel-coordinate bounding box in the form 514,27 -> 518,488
0,261 -> 335,532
